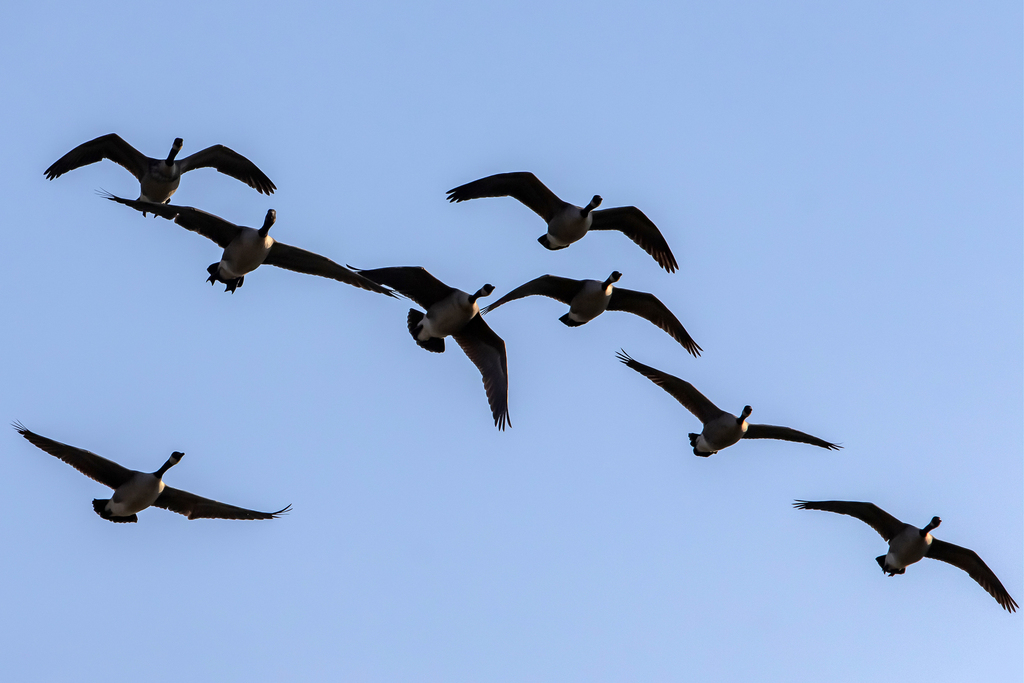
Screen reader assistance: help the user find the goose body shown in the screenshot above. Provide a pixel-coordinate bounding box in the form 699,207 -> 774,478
102,467 -> 173,519
104,195 -> 394,296
617,351 -> 838,455
447,172 -> 678,272
483,272 -> 701,356
563,276 -> 616,324
543,201 -> 597,249
794,500 -> 1018,612
14,423 -> 289,523
353,266 -> 510,430
418,288 -> 484,339
215,221 -> 276,284
45,134 -> 275,208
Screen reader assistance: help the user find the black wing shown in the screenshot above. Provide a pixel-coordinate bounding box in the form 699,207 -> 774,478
616,351 -> 723,424
153,486 -> 291,521
265,243 -> 395,296
927,539 -> 1018,613
481,275 -> 582,314
103,194 -> 241,248
45,133 -> 150,181
453,316 -> 510,430
607,288 -> 701,357
590,207 -> 678,273
446,172 -> 564,222
353,266 -> 455,309
178,145 -> 276,195
744,424 -> 841,450
14,422 -> 134,490
793,500 -> 904,541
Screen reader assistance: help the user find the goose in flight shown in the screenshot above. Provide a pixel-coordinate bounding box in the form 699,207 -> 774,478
104,194 -> 394,296
14,423 -> 290,523
352,266 -> 510,430
482,271 -> 701,357
616,351 -> 839,455
446,172 -> 678,273
794,500 -> 1018,612
45,134 -> 275,210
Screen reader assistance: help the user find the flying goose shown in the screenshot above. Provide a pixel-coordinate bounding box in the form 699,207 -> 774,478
616,351 -> 839,455
104,194 -> 394,296
481,271 -> 701,357
45,134 -> 275,211
794,500 -> 1018,613
352,266 -> 510,430
446,172 -> 678,273
14,423 -> 290,523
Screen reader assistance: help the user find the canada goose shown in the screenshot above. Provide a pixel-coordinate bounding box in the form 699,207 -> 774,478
352,266 -> 510,430
446,172 -> 678,273
482,271 -> 701,357
104,194 -> 394,296
45,134 -> 275,211
794,500 -> 1018,612
616,351 -> 839,455
14,423 -> 289,523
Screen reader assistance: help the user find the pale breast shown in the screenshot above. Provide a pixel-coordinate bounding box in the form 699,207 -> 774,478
423,290 -> 477,338
702,414 -> 745,450
108,473 -> 165,516
567,280 -> 612,323
220,229 -> 273,279
545,205 -> 591,247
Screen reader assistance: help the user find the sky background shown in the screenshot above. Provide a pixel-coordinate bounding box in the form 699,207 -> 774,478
2,1 -> 1020,680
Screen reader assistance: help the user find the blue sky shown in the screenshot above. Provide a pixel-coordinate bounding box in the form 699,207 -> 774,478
2,2 -> 1020,680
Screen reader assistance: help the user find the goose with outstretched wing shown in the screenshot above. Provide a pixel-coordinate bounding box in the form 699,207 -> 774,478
46,134 -> 275,211
794,500 -> 1017,613
14,423 -> 289,523
447,172 -> 677,273
617,351 -> 839,455
105,194 -> 394,296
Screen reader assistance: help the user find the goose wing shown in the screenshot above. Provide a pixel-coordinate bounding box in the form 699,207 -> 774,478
177,145 -> 276,195
446,172 -> 564,222
607,288 -> 701,357
743,424 -> 840,450
353,266 -> 454,308
926,539 -> 1018,612
453,316 -> 510,430
792,500 -> 904,541
103,194 -> 241,248
616,351 -> 723,423
14,422 -> 134,490
169,206 -> 250,249
589,207 -> 678,273
153,487 -> 291,521
481,275 -> 582,314
264,243 -> 395,296
45,133 -> 150,181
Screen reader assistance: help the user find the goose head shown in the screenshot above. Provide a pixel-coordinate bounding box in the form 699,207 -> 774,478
469,284 -> 495,303
581,195 -> 603,217
166,138 -> 184,165
258,209 -> 277,237
921,516 -> 942,536
738,405 -> 753,424
155,451 -> 184,478
603,271 -> 622,288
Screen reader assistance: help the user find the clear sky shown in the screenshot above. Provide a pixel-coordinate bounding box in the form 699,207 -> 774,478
2,1 -> 1020,681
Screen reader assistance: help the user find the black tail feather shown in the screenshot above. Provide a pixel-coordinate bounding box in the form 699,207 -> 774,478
407,309 -> 444,353
558,313 -> 585,327
537,235 -> 567,250
92,499 -> 137,523
876,555 -> 903,575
